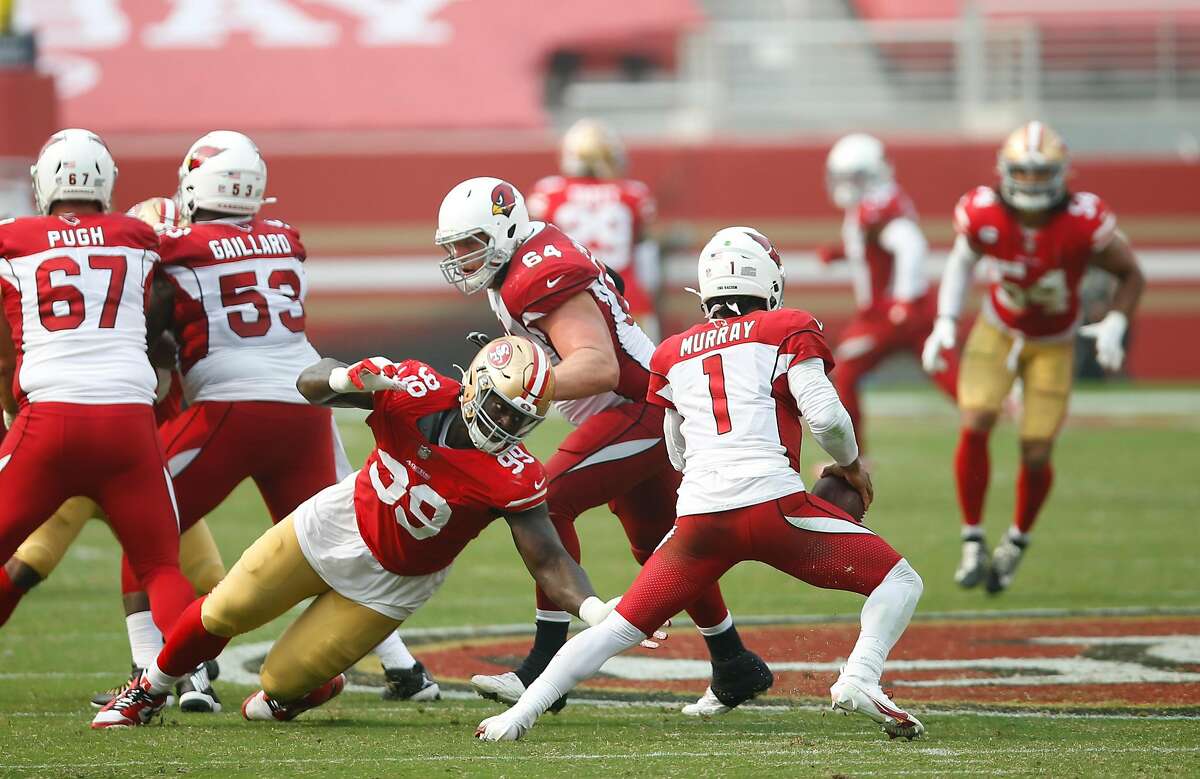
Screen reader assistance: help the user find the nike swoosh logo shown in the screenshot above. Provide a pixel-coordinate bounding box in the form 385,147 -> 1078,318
546,276 -> 566,288
533,478 -> 546,489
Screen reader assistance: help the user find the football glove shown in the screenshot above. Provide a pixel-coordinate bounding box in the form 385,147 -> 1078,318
465,332 -> 493,348
921,316 -> 957,374
578,596 -> 668,649
329,357 -> 406,393
1078,311 -> 1128,372
816,242 -> 845,265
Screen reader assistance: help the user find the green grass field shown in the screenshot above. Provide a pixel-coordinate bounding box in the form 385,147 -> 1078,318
1,385 -> 1197,777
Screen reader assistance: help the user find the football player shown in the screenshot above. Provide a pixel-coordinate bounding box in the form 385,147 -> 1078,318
92,338 -> 633,728
527,119 -> 662,339
437,177 -> 772,717
818,134 -> 958,449
476,227 -> 924,742
0,129 -> 195,646
100,132 -> 434,710
0,196 -> 230,708
921,121 -> 1144,592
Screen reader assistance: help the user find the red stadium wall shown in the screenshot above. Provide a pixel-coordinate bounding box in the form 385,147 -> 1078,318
107,139 -> 1200,380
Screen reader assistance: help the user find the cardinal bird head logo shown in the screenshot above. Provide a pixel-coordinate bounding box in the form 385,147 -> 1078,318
745,230 -> 782,267
187,145 -> 226,172
491,183 -> 517,217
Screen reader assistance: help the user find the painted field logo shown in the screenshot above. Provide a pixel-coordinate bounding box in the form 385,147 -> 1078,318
375,614 -> 1200,709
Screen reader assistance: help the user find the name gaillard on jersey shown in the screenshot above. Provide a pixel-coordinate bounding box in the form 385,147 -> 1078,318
157,217 -> 320,404
0,213 -> 161,406
649,308 -> 832,517
955,186 -> 1117,339
354,360 -> 548,577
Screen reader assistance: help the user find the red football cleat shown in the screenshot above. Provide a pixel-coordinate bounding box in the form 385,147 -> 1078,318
241,673 -> 346,722
91,673 -> 169,729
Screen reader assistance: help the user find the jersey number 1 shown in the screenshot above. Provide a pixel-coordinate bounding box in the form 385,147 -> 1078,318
702,353 -> 732,435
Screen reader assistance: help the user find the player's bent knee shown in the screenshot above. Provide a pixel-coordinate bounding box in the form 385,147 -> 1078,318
961,407 -> 998,432
200,585 -> 257,637
886,559 -> 924,603
1019,438 -> 1054,468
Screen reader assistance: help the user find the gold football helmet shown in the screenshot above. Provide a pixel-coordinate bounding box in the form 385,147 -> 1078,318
460,336 -> 555,454
560,118 -> 627,179
126,196 -> 188,231
997,121 -> 1069,211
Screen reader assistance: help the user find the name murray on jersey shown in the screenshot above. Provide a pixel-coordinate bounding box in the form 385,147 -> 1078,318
678,319 -> 757,357
208,231 -> 294,260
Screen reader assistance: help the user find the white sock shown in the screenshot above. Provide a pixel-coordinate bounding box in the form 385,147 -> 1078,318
144,660 -> 179,695
507,612 -> 645,727
374,631 -> 417,671
535,609 -> 571,623
126,611 -> 164,670
842,559 -> 923,686
696,611 -> 733,636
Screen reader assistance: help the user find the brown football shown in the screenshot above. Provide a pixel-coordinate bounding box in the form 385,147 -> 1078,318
811,474 -> 866,521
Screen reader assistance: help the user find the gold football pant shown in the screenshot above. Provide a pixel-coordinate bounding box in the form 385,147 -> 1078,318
199,515 -> 401,702
14,497 -> 226,594
959,318 -> 1074,440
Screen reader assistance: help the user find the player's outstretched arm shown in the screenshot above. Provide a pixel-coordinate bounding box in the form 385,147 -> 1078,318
296,358 -> 378,410
1080,234 -> 1145,372
538,292 -> 620,400
506,504 -> 612,626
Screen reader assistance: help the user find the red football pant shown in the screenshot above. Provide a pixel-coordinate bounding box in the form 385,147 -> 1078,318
539,401 -> 730,629
833,294 -> 959,449
0,403 -> 193,634
120,400 -> 343,595
616,490 -> 902,636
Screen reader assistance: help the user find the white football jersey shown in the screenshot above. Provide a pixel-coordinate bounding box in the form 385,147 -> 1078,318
0,214 -> 159,405
158,217 -> 319,404
648,308 -> 833,517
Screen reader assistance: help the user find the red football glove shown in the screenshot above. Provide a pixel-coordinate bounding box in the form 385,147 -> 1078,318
816,242 -> 845,265
330,357 -> 405,393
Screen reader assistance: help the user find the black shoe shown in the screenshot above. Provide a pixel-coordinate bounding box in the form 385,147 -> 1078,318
177,662 -> 222,713
91,663 -> 141,709
710,650 -> 774,709
381,661 -> 441,701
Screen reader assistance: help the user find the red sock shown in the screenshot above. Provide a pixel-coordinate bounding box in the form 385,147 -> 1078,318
156,596 -> 231,678
955,428 -> 990,528
0,567 -> 27,628
1014,463 -> 1053,534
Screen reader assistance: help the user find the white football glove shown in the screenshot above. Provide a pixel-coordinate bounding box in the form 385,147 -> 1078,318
921,317 -> 958,375
578,596 -> 669,649
329,357 -> 406,393
1078,311 -> 1128,372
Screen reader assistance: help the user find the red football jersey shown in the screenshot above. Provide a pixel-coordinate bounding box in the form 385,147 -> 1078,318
487,223 -> 655,426
647,308 -> 832,515
354,360 -> 548,577
954,186 -> 1116,338
157,217 -> 319,403
527,176 -> 657,316
0,213 -> 160,406
842,184 -> 926,313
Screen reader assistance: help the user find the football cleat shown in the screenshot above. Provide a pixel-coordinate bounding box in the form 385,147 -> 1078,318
177,661 -> 222,713
90,673 -> 169,729
470,671 -> 567,713
681,686 -> 732,717
475,713 -> 529,742
381,661 -> 441,702
91,664 -> 176,709
241,674 -> 345,722
954,537 -> 990,589
708,650 -> 774,710
986,535 -> 1029,594
830,676 -> 925,741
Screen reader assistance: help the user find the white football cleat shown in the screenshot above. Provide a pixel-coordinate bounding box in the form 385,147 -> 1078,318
681,686 -> 731,717
830,676 -> 924,741
470,672 -> 525,705
986,535 -> 1028,594
475,713 -> 529,741
954,536 -> 989,589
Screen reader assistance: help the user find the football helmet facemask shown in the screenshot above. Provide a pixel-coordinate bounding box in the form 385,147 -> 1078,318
459,335 -> 554,455
997,121 -> 1069,212
436,177 -> 530,295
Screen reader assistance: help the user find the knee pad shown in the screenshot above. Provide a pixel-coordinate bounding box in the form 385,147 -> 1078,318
180,521 -> 227,595
13,497 -> 96,578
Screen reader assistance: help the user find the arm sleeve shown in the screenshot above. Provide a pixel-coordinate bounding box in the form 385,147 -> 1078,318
662,407 -> 686,472
787,357 -> 859,467
878,217 -> 929,302
633,239 -> 661,295
936,234 -> 981,320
